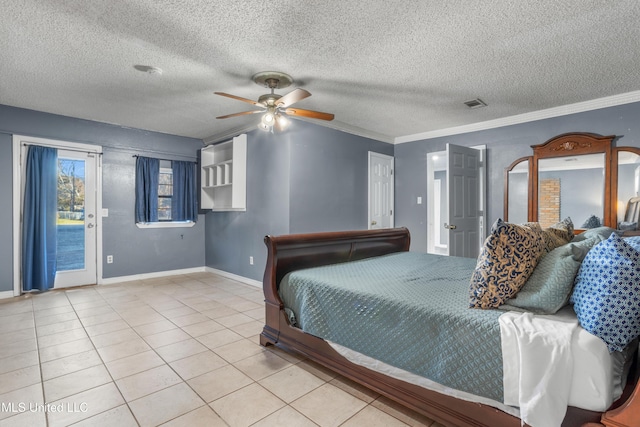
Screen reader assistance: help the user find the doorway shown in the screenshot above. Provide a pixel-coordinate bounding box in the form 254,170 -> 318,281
13,135 -> 102,295
426,144 -> 486,258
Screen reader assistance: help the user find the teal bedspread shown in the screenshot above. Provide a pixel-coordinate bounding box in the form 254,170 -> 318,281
279,252 -> 505,402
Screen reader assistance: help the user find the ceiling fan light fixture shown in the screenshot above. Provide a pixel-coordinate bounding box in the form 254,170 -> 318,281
262,112 -> 275,125
216,71 -> 334,131
276,114 -> 289,129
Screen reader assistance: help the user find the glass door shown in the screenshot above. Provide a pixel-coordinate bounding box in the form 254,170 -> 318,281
54,149 -> 97,288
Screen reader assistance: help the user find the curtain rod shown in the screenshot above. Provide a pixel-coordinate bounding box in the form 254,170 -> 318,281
22,143 -> 102,156
103,145 -> 197,161
132,154 -> 197,164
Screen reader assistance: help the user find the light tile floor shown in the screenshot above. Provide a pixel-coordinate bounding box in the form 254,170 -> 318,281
0,272 -> 442,427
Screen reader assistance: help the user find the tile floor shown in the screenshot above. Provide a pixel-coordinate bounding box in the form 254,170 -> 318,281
0,272 -> 442,427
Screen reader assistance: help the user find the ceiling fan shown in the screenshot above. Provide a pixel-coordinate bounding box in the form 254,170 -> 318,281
215,71 -> 334,132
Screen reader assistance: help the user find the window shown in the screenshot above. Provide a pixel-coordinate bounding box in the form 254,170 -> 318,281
158,167 -> 173,221
135,156 -> 197,228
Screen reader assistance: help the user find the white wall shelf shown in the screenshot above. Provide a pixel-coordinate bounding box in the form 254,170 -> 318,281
201,134 -> 246,211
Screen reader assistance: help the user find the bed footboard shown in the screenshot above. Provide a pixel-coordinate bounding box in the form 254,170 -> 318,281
259,227 -> 640,427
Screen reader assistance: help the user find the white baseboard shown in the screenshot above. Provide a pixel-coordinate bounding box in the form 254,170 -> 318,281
204,267 -> 262,288
0,290 -> 16,300
99,267 -> 207,285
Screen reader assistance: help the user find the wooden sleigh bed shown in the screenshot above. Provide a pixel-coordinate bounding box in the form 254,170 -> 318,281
259,227 -> 640,427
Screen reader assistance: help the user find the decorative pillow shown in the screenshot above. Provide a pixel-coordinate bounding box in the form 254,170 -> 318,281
570,233 -> 640,352
619,221 -> 638,232
541,217 -> 574,252
581,214 -> 602,229
571,226 -> 617,243
469,219 -> 547,309
500,234 -> 605,314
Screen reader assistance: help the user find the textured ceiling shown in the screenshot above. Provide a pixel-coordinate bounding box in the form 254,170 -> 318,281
2,1 -> 640,144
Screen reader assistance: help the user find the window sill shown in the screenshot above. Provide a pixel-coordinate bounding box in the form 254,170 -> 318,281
136,221 -> 196,229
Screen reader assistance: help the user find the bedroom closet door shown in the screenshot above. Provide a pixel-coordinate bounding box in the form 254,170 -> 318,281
368,152 -> 394,229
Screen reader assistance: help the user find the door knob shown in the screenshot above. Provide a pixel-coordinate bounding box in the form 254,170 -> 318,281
87,223 -> 95,228
371,220 -> 377,225
444,223 -> 456,230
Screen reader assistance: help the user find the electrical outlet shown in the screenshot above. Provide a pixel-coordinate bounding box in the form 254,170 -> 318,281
106,255 -> 113,264
249,256 -> 254,265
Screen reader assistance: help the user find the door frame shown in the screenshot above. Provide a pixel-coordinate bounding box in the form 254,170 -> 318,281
12,135 -> 103,296
368,152 -> 395,229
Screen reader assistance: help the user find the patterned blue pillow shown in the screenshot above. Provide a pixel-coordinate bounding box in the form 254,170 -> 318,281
570,233 -> 640,352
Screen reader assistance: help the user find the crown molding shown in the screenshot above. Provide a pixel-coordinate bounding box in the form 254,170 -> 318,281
394,90 -> 640,144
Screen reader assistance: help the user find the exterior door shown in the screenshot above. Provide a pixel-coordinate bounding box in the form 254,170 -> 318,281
15,136 -> 101,293
368,152 -> 394,229
54,150 -> 98,288
446,144 -> 480,258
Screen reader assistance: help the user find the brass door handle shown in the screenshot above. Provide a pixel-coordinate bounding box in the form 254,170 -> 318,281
371,220 -> 377,225
444,223 -> 456,229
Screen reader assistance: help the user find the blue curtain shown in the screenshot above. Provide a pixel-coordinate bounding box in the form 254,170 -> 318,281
172,160 -> 198,222
135,156 -> 159,223
22,146 -> 58,291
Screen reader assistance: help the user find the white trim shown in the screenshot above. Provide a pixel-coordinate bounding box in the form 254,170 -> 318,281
204,267 -> 262,288
12,138 -> 21,297
136,221 -> 197,229
99,267 -> 206,285
12,135 -> 103,296
0,290 -> 15,300
395,90 -> 640,144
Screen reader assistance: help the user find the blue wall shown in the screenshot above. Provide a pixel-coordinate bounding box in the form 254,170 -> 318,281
4,99 -> 640,290
0,133 -> 13,292
205,121 -> 394,281
0,104 -> 205,292
394,102 -> 640,252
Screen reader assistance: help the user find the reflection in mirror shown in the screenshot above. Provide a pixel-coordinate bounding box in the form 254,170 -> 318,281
617,151 -> 640,231
507,160 -> 529,224
538,153 -> 605,229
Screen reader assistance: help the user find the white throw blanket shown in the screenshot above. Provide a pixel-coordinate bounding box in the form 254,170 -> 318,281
499,311 -> 579,427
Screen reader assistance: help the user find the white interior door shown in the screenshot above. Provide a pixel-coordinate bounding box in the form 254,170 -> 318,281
446,144 -> 480,258
368,152 -> 394,229
54,150 -> 98,288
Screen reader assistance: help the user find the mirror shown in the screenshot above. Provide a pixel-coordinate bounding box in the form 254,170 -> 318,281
504,158 -> 529,224
537,153 -> 605,228
504,132 -> 627,230
615,148 -> 640,231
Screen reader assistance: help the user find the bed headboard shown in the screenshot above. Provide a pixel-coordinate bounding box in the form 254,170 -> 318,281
263,227 -> 411,289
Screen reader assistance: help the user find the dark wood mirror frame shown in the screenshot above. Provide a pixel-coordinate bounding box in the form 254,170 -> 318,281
504,132 -> 640,231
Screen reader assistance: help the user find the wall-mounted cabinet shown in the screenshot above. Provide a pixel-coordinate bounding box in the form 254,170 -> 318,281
201,134 -> 247,211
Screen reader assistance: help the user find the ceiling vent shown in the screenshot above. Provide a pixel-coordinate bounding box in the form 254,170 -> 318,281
464,98 -> 487,109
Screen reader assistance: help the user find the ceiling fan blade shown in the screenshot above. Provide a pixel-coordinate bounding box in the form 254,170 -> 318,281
275,88 -> 311,107
214,92 -> 261,106
216,110 -> 262,119
283,107 -> 334,121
